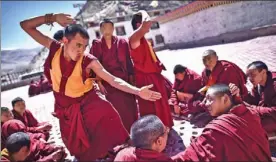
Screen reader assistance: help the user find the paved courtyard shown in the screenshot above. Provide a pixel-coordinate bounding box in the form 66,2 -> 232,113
1,35 -> 276,160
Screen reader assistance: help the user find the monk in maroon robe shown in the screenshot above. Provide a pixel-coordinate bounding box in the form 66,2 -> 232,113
28,80 -> 40,97
11,97 -> 51,141
21,13 -> 161,161
180,49 -> 248,127
1,119 -> 49,149
90,19 -> 138,132
1,107 -> 14,151
115,115 -> 173,161
169,65 -> 203,116
1,131 -> 66,162
172,84 -> 272,161
38,75 -> 52,93
129,10 -> 173,128
230,61 -> 276,136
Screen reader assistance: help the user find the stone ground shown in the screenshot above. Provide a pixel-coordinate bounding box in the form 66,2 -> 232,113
1,35 -> 276,161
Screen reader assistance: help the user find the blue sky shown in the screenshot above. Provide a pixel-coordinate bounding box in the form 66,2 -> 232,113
1,1 -> 85,50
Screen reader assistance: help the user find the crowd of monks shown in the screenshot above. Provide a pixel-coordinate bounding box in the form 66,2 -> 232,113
1,10 -> 276,162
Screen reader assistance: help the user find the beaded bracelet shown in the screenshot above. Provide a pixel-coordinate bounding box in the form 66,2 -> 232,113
45,13 -> 54,30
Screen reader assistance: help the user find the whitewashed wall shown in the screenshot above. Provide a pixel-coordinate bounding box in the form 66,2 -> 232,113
160,1 -> 276,45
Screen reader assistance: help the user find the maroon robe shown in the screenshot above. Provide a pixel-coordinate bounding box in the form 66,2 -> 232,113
1,136 -> 66,162
170,68 -> 203,116
39,77 -> 52,93
90,36 -> 138,132
114,147 -> 173,161
243,71 -> 276,134
12,109 -> 49,140
1,120 -> 48,149
28,81 -> 40,96
130,37 -> 173,128
182,60 -> 248,127
43,41 -> 129,161
172,68 -> 202,94
244,71 -> 276,106
172,104 -> 272,161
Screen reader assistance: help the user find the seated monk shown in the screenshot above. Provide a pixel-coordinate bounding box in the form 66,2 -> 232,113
229,61 -> 276,136
28,80 -> 40,97
1,132 -> 66,162
172,84 -> 272,162
11,97 -> 51,141
180,49 -> 248,127
169,64 -> 203,116
1,107 -> 14,151
114,115 -> 172,161
1,119 -> 49,149
39,75 -> 52,93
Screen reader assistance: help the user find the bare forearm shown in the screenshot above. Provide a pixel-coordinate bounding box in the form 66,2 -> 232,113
110,77 -> 140,96
20,14 -> 55,48
20,15 -> 48,30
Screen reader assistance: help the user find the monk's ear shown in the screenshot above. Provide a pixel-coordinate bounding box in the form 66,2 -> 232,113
156,137 -> 162,146
62,37 -> 69,44
222,94 -> 229,104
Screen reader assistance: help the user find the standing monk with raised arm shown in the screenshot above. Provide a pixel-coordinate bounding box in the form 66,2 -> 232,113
20,13 -> 161,161
129,10 -> 173,128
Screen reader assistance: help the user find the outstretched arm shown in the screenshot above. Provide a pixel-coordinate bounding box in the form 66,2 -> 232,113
20,13 -> 75,49
87,60 -> 162,101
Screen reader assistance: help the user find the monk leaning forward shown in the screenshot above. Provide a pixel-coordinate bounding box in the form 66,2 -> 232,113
172,84 -> 272,162
20,13 -> 161,161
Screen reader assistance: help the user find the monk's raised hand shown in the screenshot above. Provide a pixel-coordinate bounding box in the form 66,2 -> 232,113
229,83 -> 240,97
139,84 -> 162,101
55,13 -> 75,27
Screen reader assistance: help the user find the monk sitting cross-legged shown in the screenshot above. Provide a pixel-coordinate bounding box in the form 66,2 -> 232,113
1,132 -> 66,162
11,97 -> 51,141
169,65 -> 203,117
20,13 -> 161,161
1,108 -> 48,149
114,115 -> 173,161
230,61 -> 276,137
180,49 -> 248,127
90,19 -> 138,132
172,84 -> 272,162
129,10 -> 173,128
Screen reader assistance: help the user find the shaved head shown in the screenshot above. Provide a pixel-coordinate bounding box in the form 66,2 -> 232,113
246,61 -> 268,86
202,49 -> 218,71
207,84 -> 232,99
247,61 -> 268,72
205,84 -> 234,116
130,115 -> 165,149
202,49 -> 217,57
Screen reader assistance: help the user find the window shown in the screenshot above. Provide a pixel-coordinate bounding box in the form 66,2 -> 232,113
155,34 -> 164,44
95,31 -> 101,39
115,26 -> 126,36
151,22 -> 160,30
147,38 -> 154,47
